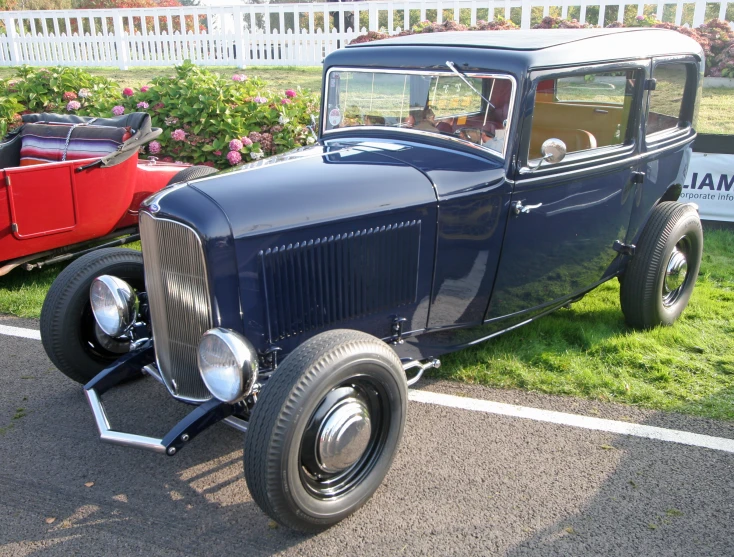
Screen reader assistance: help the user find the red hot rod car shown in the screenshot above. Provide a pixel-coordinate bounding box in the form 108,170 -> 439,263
0,112 -> 215,275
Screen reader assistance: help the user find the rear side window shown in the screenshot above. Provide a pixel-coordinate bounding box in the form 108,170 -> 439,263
646,63 -> 688,135
528,70 -> 637,161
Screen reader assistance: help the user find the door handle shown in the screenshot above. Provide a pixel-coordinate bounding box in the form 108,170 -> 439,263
512,201 -> 543,216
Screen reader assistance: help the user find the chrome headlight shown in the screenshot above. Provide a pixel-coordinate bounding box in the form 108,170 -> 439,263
90,275 -> 138,338
197,328 -> 259,403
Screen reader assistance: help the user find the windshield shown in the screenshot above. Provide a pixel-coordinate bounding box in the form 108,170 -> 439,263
324,69 -> 515,156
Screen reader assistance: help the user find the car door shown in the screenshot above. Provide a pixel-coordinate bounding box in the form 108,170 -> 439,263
485,62 -> 647,321
626,56 -> 701,242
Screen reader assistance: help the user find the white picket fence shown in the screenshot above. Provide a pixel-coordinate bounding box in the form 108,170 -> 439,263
0,0 -> 730,69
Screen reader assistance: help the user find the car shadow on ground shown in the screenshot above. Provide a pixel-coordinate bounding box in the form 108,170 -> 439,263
2,338 -> 733,556
1,371 -> 312,556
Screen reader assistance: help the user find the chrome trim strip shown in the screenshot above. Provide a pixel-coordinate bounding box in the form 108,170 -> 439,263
85,389 -> 166,453
143,363 -> 164,385
404,358 -> 441,387
322,67 -> 517,158
223,416 -> 249,432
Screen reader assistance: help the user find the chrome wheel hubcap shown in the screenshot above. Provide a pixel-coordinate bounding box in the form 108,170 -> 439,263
300,378 -> 388,499
317,398 -> 372,473
663,243 -> 688,307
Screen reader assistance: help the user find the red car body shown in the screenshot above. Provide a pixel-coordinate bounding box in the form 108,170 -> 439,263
0,113 -> 188,274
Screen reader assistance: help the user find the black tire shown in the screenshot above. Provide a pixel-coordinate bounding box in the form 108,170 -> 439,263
620,202 -> 703,329
166,165 -> 218,186
40,248 -> 145,384
243,330 -> 407,533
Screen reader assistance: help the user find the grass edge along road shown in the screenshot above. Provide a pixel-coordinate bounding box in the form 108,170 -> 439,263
2,230 -> 733,421
0,66 -> 732,420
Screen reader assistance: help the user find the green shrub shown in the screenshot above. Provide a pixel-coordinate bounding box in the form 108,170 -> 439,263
0,62 -> 320,169
0,92 -> 23,137
9,65 -> 120,114
110,61 -> 319,167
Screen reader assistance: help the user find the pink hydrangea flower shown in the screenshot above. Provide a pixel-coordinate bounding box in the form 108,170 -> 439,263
202,161 -> 216,168
140,85 -> 150,92
171,129 -> 186,141
66,100 -> 81,111
636,14 -> 645,20
281,98 -> 291,105
231,74 -> 247,82
148,140 -> 161,155
112,105 -> 125,116
227,150 -> 242,165
241,136 -> 253,147
122,87 -> 134,97
137,101 -> 149,109
229,138 -> 243,151
214,150 -> 222,156
153,102 -> 165,111
62,91 -> 77,101
162,156 -> 174,163
285,89 -> 297,98
253,96 -> 267,104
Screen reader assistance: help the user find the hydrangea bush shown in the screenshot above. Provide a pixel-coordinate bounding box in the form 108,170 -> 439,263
109,61 -> 319,167
350,16 -> 733,78
0,61 -> 319,169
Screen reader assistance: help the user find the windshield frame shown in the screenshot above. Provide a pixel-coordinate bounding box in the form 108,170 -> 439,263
321,67 -> 517,159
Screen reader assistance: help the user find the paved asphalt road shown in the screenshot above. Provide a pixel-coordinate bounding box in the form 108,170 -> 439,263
1,314 -> 733,557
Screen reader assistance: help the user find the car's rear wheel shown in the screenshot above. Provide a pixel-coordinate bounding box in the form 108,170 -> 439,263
41,248 -> 146,384
243,330 -> 407,533
620,202 -> 702,329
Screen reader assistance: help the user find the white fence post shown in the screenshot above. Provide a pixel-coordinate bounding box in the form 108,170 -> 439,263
4,15 -> 20,65
692,0 -> 707,26
521,0 -> 531,28
112,12 -> 128,70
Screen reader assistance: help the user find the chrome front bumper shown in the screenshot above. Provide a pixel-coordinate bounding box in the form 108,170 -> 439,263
83,341 -> 247,456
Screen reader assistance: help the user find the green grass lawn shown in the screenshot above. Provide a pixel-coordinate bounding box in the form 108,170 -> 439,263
1,65 -> 733,420
2,230 -> 733,420
0,65 -> 325,95
435,229 -> 734,420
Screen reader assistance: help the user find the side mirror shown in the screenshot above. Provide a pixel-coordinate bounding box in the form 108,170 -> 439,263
530,138 -> 567,169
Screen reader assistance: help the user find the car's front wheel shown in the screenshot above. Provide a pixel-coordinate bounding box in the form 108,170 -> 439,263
243,330 -> 407,533
620,201 -> 703,329
40,248 -> 146,384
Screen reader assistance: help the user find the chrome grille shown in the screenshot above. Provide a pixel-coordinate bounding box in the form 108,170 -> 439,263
139,212 -> 212,402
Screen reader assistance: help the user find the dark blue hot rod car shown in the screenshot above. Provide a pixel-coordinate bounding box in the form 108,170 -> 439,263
42,28 -> 704,531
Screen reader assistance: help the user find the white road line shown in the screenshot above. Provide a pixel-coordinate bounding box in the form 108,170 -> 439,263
0,325 -> 41,341
409,390 -> 734,454
2,324 -> 732,453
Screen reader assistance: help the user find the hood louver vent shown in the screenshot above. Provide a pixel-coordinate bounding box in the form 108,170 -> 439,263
260,221 -> 421,341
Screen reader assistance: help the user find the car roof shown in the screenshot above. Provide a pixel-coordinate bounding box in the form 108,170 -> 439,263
339,28 -> 702,70
348,28 -> 695,52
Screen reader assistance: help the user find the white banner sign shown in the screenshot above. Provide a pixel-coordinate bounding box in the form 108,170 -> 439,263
680,152 -> 734,222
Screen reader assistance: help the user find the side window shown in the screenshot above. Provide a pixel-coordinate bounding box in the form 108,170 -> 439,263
646,63 -> 689,136
528,70 -> 637,161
